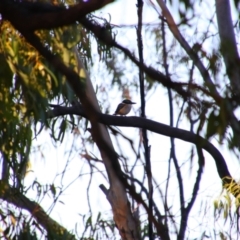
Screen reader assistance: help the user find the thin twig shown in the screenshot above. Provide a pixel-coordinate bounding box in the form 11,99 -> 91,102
161,7 -> 185,238
136,0 -> 153,239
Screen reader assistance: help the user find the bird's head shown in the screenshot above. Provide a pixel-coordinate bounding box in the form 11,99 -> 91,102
122,99 -> 136,104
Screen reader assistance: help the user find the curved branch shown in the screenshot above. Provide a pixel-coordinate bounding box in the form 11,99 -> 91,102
79,18 -> 190,101
48,105 -> 231,182
78,18 -> 224,105
0,0 -> 113,31
0,1 -> 221,104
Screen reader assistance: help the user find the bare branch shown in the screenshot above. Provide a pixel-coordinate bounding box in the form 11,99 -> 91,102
178,146 -> 204,240
155,0 -> 220,98
136,1 -> 153,238
0,0 -> 114,31
47,104 -> 232,184
79,18 -> 192,101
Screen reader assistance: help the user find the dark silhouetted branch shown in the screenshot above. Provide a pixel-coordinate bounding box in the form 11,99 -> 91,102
0,0 -> 114,31
47,104 -> 232,184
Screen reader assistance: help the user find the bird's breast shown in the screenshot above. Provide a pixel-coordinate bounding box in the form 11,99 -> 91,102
119,104 -> 131,115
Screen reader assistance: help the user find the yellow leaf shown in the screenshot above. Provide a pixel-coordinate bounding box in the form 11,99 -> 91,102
79,68 -> 86,78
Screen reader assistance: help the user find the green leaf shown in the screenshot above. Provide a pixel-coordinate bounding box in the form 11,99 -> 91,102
50,184 -> 56,198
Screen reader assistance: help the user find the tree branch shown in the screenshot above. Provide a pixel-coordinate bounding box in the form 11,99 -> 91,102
0,181 -> 75,240
155,0 -> 219,98
178,146 -> 204,240
155,0 -> 240,150
48,104 -> 232,184
160,7 -> 185,237
0,1 -> 222,103
0,0 -> 114,31
18,29 -> 168,240
215,0 -> 240,92
136,1 -> 153,239
79,18 -> 192,101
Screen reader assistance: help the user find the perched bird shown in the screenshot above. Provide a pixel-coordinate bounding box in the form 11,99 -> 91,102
113,99 -> 136,116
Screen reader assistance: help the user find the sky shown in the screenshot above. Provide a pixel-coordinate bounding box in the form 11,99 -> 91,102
21,0 -> 240,239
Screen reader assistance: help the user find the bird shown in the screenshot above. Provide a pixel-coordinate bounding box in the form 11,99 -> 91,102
113,99 -> 136,116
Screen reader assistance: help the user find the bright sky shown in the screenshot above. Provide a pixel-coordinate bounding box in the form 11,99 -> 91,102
23,0 -> 240,238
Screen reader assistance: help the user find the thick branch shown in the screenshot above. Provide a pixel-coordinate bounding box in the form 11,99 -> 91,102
0,1 -> 221,103
1,3 -> 235,236
48,105 -> 232,182
0,181 -> 75,240
0,0 -> 114,31
215,0 -> 240,92
73,48 -> 140,240
18,30 -> 166,240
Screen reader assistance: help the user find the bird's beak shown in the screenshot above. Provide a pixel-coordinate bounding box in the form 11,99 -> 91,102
131,102 -> 136,104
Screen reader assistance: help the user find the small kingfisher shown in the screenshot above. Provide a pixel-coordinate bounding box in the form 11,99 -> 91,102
113,99 -> 136,116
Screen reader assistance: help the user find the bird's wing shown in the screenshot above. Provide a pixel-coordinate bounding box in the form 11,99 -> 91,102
114,103 -> 124,114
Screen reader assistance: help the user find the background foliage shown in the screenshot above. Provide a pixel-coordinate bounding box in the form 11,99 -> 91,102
0,0 -> 240,239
